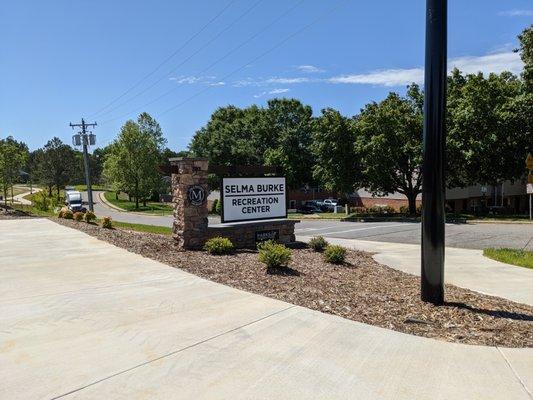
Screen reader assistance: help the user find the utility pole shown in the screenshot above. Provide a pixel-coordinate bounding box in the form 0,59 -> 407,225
421,0 -> 447,305
70,118 -> 97,212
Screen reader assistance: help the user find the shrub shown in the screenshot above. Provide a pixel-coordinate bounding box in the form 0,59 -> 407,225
323,245 -> 346,264
63,209 -> 74,220
58,206 -> 68,218
211,198 -> 219,214
204,237 -> 234,255
368,205 -> 396,215
350,207 -> 366,215
399,205 -> 409,215
34,191 -> 51,212
308,236 -> 328,252
73,212 -> 84,221
215,198 -> 222,215
258,240 -> 291,268
102,216 -> 113,229
84,211 -> 96,223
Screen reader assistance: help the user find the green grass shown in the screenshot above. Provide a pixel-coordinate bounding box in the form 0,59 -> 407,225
483,248 -> 533,269
101,219 -> 172,235
74,184 -> 107,192
288,212 -> 350,220
103,191 -> 173,215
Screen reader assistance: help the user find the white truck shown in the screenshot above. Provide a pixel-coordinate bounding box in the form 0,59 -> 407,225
65,188 -> 85,212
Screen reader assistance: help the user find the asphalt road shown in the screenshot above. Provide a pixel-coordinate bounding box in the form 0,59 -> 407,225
83,192 -> 532,250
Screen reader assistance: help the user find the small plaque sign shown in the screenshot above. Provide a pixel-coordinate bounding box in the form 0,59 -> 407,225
255,229 -> 279,243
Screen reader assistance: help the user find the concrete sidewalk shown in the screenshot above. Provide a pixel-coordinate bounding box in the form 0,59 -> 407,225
1,219 -> 532,399
298,236 -> 533,306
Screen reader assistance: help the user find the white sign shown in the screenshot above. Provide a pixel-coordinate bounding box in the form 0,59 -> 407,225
221,177 -> 287,223
527,183 -> 533,194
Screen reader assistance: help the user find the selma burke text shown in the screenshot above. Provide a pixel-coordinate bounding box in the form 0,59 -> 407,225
224,183 -> 285,195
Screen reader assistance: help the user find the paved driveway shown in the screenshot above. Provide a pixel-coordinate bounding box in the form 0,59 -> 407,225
84,192 -> 532,250
1,219 -> 532,399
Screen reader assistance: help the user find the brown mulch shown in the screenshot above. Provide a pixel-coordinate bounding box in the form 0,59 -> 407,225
53,218 -> 533,347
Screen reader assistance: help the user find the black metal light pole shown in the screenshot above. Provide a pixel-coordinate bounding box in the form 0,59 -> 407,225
421,0 -> 447,305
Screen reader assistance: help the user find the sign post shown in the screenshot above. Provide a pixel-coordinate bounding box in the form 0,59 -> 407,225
421,0 -> 447,305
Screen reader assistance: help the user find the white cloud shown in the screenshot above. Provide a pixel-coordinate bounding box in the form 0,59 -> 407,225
498,9 -> 533,17
265,77 -> 310,84
169,75 -> 219,85
296,65 -> 325,73
209,81 -> 226,86
329,68 -> 424,87
253,88 -> 290,98
328,51 -> 523,87
269,88 -> 290,94
449,51 -> 523,75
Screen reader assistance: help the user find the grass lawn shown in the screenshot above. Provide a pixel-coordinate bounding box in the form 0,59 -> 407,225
483,248 -> 533,269
103,191 -> 173,215
101,219 -> 172,235
288,212 -> 350,220
1,185 -> 33,199
74,184 -> 107,192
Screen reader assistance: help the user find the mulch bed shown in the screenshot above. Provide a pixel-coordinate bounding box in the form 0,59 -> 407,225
53,218 -> 533,347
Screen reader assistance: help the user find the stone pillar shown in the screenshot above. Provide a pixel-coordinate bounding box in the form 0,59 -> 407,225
170,157 -> 209,250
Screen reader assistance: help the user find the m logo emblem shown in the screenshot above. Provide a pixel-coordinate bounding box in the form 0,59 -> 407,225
187,185 -> 206,206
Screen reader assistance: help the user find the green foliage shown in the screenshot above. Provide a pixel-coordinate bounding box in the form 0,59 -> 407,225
257,240 -> 292,268
308,236 -> 328,252
211,198 -> 219,214
0,136 -> 29,205
102,216 -> 113,229
63,209 -> 74,220
203,237 -> 235,255
84,211 -> 96,223
323,245 -> 347,264
446,68 -> 531,187
367,205 -> 396,214
34,191 -> 52,211
73,211 -> 84,221
103,113 -> 167,209
312,108 -> 360,194
484,248 -> 532,269
356,85 -> 423,214
32,137 -> 77,199
189,99 -> 315,189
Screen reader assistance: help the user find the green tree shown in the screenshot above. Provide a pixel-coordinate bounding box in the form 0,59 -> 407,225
263,99 -> 315,188
0,136 -> 29,206
446,70 -> 530,187
517,25 -> 532,92
33,137 -> 77,199
103,113 -> 166,209
356,85 -> 424,214
311,108 -> 360,195
189,99 -> 315,189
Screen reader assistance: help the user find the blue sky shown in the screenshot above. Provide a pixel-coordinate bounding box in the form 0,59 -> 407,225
1,0 -> 531,151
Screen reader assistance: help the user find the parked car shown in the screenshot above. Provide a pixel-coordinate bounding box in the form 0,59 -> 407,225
298,204 -> 322,214
304,200 -> 324,212
322,198 -> 338,212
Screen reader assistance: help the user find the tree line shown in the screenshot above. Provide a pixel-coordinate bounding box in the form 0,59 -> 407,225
189,26 -> 531,214
1,26 -> 530,214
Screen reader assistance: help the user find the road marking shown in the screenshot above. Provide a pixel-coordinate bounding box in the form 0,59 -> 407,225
308,224 -> 408,236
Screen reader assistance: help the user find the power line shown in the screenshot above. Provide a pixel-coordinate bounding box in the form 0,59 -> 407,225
89,0 -> 237,118
99,0 -> 309,127
94,0 -> 263,120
